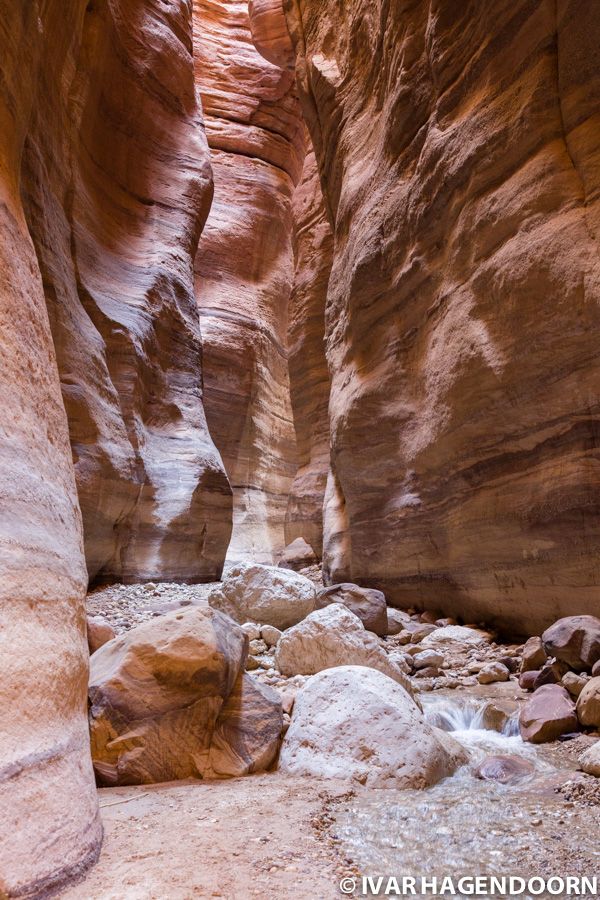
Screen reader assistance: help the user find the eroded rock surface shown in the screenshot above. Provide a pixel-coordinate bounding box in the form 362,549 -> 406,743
193,0 -> 305,564
209,562 -> 316,630
284,0 -> 600,634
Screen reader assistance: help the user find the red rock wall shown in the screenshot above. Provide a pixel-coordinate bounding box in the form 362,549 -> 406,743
193,0 -> 305,564
285,147 -> 333,557
0,3 -> 101,894
20,0 -> 232,586
285,0 -> 600,634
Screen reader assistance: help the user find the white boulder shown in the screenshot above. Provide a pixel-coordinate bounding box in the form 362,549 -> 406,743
279,666 -> 467,787
209,563 -> 316,630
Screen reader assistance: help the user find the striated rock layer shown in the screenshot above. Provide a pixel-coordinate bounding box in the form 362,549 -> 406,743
0,2 -> 101,895
285,148 -> 333,557
22,0 -> 232,586
285,0 -> 600,635
193,0 -> 305,564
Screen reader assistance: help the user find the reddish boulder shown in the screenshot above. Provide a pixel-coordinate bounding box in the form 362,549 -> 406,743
542,616 -> 600,672
576,677 -> 600,729
519,671 -> 539,692
519,685 -> 578,744
87,616 -> 116,655
315,583 -> 388,636
520,636 -> 547,673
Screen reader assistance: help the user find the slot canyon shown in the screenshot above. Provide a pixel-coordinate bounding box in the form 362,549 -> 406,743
1,0 -> 600,897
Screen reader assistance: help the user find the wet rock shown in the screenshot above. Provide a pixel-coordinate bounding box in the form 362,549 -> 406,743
562,672 -> 589,699
274,604 -> 414,695
89,606 -> 249,785
475,755 -> 535,784
520,636 -> 548,673
208,675 -> 283,777
261,625 -> 282,647
519,684 -> 578,744
579,741 -> 600,777
209,563 -> 316,630
413,650 -> 444,671
477,662 -> 510,684
576,677 -> 600,728
87,615 -> 115,655
519,670 -> 539,692
315,583 -> 388,636
480,699 -> 519,733
279,666 -> 466,787
542,616 -> 600,672
278,538 -> 318,571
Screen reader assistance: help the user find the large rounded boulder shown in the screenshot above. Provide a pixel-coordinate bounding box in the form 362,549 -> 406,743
519,684 -> 578,744
315,583 -> 388,636
275,604 -> 415,696
576,676 -> 600,728
279,666 -> 467,787
89,605 -> 282,785
541,615 -> 600,672
209,562 -> 316,630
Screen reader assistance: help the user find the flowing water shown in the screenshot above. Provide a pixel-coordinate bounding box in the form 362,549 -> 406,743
332,693 -> 600,899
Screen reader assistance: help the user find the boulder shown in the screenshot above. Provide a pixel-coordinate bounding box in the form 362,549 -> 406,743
579,741 -> 600,777
413,650 -> 444,671
480,699 -> 519,733
520,636 -> 547,673
477,662 -> 510,685
519,670 -> 539,692
562,672 -> 589,698
519,684 -> 578,744
261,625 -> 282,647
208,675 -> 283,777
279,666 -> 467,787
420,625 -> 491,649
409,623 -> 438,643
242,622 -> 261,642
275,604 -> 415,696
542,616 -> 600,672
576,677 -> 600,728
315,583 -> 388,636
88,605 -> 280,785
209,563 -> 316,630
278,537 -> 318,571
87,615 -> 116,655
387,608 -> 413,635
532,659 -> 569,690
475,755 -> 535,784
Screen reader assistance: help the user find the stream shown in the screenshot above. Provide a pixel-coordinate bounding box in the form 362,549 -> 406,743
332,694 -> 600,899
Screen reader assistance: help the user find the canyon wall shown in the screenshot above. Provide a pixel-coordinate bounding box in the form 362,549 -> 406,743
285,0 -> 600,634
193,0 -> 304,564
285,147 -> 332,557
0,3 -> 100,895
21,0 -> 232,587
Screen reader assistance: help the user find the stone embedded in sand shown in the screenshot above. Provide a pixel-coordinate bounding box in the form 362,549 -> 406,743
542,616 -> 600,673
87,615 -> 116,655
576,677 -> 600,728
519,685 -> 578,744
279,666 -> 466,787
579,741 -> 600,777
521,637 -> 548,673
208,674 -> 283,777
315,583 -> 389,636
209,563 -> 316,630
89,606 -> 258,785
475,755 -> 535,784
275,604 -> 414,695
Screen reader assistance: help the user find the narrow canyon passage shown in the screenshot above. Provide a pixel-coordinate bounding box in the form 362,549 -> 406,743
1,0 -> 600,897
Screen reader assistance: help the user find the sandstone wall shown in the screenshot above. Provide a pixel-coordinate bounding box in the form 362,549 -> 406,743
285,0 -> 600,634
285,148 -> 332,557
193,0 -> 304,564
0,3 -> 101,894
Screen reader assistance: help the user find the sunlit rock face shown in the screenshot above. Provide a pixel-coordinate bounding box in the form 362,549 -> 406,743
21,0 -> 232,586
285,148 -> 333,558
285,0 -> 600,634
193,0 -> 305,565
